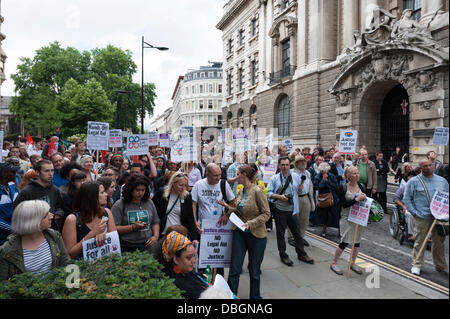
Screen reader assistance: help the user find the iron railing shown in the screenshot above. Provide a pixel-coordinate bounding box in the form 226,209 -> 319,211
269,65 -> 296,83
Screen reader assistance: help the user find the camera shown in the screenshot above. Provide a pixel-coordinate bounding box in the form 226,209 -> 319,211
285,193 -> 294,205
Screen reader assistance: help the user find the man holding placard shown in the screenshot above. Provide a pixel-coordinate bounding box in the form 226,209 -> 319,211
403,159 -> 449,276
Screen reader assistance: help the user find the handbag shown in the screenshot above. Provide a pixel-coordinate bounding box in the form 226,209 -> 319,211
317,192 -> 334,208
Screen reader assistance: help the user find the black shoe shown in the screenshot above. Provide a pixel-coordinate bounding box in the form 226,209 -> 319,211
280,256 -> 294,266
288,239 -> 295,247
303,239 -> 309,247
298,254 -> 314,264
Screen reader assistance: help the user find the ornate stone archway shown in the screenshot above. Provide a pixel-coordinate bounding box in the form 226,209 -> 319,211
329,10 -> 449,162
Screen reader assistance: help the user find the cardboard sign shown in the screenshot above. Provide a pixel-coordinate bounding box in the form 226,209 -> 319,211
347,197 -> 373,227
87,121 -> 109,151
339,130 -> 358,155
82,230 -> 121,262
430,190 -> 449,221
108,129 -> 123,148
198,219 -> 233,269
282,139 -> 294,153
126,134 -> 150,156
148,131 -> 159,146
158,133 -> 170,147
170,127 -> 197,162
432,127 -> 449,146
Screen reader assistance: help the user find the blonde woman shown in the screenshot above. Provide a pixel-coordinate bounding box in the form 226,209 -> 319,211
79,155 -> 96,182
152,171 -> 199,243
0,200 -> 71,281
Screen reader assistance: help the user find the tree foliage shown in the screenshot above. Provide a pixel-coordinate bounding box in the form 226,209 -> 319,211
10,42 -> 156,137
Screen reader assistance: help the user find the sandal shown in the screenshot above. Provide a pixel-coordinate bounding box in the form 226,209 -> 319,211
350,264 -> 363,275
330,264 -> 343,276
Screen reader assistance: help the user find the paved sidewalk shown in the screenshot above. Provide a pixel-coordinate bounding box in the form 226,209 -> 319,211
226,229 -> 448,299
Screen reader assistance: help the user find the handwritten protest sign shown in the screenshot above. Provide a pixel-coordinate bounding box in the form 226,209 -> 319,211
171,127 -> 197,162
82,230 -> 121,262
430,190 -> 449,221
148,131 -> 159,146
126,134 -> 149,156
159,133 -> 170,147
339,130 -> 358,155
108,129 -> 123,148
199,219 -> 233,269
432,127 -> 449,146
348,197 -> 373,227
87,122 -> 109,151
282,139 -> 294,153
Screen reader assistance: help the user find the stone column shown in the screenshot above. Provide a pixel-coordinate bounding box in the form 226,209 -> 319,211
360,0 -> 379,31
297,0 -> 307,67
341,0 -> 360,50
320,0 -> 337,61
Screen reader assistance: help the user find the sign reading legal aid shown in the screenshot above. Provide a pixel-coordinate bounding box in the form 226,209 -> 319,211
339,130 -> 358,155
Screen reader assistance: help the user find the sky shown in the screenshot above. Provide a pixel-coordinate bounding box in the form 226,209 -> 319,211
1,0 -> 227,131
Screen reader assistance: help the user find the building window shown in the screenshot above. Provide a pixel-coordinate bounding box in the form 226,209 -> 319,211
218,84 -> 223,93
200,72 -> 205,78
192,86 -> 195,94
208,115 -> 214,126
209,84 -> 213,93
228,38 -> 233,54
277,95 -> 290,137
218,99 -> 222,108
404,0 -> 422,21
218,115 -> 222,126
199,100 -> 204,109
208,100 -> 213,109
251,18 -> 257,37
251,60 -> 257,86
193,73 -> 198,79
186,87 -> 189,95
218,72 -> 222,78
200,85 -> 204,93
227,73 -> 233,95
208,72 -> 214,78
192,101 -> 195,109
199,115 -> 204,126
239,29 -> 245,46
238,68 -> 244,91
282,38 -> 291,72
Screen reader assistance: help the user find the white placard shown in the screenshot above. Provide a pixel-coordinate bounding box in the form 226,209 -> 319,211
263,164 -> 277,184
87,121 -> 110,151
198,219 -> 233,269
222,145 -> 233,166
430,190 -> 449,221
170,127 -> 197,162
148,131 -> 159,146
233,129 -> 249,153
229,212 -> 246,232
347,197 -> 373,227
265,134 -> 272,149
108,129 -> 123,148
82,230 -> 121,262
126,134 -> 150,156
432,127 -> 449,146
0,131 -> 3,163
339,130 -> 358,155
159,133 -> 170,147
282,139 -> 294,153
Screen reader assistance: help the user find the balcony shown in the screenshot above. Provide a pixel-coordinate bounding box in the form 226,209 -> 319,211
269,65 -> 296,83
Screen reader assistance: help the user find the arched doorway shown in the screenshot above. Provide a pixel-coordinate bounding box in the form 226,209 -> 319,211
380,84 -> 409,160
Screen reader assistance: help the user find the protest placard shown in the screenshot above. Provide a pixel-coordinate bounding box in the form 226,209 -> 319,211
0,131 -> 3,163
221,145 -> 233,166
282,139 -> 294,153
82,230 -> 121,262
126,134 -> 150,156
432,127 -> 449,146
198,219 -> 233,269
171,127 -> 197,162
347,197 -> 373,227
108,129 -> 123,148
159,133 -> 170,148
87,122 -> 109,151
339,130 -> 358,155
431,190 -> 449,221
263,164 -> 277,184
233,129 -> 249,153
148,131 -> 159,146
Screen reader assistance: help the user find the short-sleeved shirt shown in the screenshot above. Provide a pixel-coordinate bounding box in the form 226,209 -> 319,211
191,178 -> 235,222
358,163 -> 368,184
111,199 -> 160,246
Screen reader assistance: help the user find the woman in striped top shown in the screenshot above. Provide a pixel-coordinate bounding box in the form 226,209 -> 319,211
0,200 -> 71,281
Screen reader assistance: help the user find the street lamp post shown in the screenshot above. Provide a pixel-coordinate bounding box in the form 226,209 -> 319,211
141,36 -> 168,133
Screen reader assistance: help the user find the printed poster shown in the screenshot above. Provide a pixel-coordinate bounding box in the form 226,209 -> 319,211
348,197 -> 373,227
198,219 -> 233,269
126,134 -> 150,156
430,190 -> 449,221
87,121 -> 109,151
82,230 -> 121,262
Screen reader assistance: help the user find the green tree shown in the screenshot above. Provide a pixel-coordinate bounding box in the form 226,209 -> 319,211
57,78 -> 114,137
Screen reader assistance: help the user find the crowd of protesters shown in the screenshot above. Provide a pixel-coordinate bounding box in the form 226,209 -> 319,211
0,131 -> 448,298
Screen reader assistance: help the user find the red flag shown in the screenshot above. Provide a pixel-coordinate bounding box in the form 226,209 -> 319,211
47,139 -> 56,158
101,150 -> 107,163
26,132 -> 34,145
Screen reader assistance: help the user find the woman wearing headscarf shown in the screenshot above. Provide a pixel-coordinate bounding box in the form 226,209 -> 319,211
161,231 -> 209,299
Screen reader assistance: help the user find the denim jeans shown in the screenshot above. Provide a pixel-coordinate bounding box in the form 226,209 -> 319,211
227,229 -> 267,299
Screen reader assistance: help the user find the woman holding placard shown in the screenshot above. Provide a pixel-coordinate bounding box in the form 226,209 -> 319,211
0,200 -> 71,281
62,181 -> 116,259
217,164 -> 270,299
330,166 -> 366,276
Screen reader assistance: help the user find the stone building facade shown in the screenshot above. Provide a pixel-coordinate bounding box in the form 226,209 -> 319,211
217,0 -> 449,163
